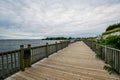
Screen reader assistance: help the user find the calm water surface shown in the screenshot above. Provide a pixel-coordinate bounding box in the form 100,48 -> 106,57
0,39 -> 60,53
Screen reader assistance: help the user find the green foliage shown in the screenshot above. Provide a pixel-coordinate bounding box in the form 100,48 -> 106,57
106,35 -> 120,49
42,37 -> 70,40
68,37 -> 72,40
103,65 -> 119,74
106,23 -> 120,31
103,28 -> 120,35
97,38 -> 106,45
87,37 -> 96,42
97,35 -> 120,49
95,46 -> 103,59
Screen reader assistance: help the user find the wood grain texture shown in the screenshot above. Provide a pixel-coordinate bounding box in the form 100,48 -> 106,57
5,41 -> 120,80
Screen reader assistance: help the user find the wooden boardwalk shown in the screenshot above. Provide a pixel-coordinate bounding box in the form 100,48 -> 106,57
5,41 -> 119,80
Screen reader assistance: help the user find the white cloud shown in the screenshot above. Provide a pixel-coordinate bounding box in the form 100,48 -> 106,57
0,0 -> 120,39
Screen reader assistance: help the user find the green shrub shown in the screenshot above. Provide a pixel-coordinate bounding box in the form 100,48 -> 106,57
103,65 -> 119,74
97,38 -> 106,45
97,35 -> 120,49
106,23 -> 120,31
103,28 -> 120,35
106,35 -> 120,49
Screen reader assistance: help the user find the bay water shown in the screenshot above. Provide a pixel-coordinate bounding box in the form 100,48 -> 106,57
0,39 -> 60,53
0,39 -> 61,77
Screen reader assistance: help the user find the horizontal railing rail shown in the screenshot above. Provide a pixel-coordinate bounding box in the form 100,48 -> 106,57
83,40 -> 120,74
0,40 -> 70,80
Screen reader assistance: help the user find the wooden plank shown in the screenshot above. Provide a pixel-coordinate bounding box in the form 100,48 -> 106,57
5,41 -> 120,80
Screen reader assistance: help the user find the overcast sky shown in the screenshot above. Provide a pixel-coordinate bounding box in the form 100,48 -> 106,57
0,0 -> 120,39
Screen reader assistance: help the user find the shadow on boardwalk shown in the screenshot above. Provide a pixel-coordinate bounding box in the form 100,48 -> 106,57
5,41 -> 120,80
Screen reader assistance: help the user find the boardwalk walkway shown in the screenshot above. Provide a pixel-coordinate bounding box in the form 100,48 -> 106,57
6,41 -> 119,80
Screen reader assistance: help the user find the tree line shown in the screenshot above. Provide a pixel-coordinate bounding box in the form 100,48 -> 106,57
42,37 -> 73,40
106,23 -> 120,31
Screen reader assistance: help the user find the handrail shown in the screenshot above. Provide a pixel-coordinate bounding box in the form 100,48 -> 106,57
0,50 -> 20,55
83,40 -> 120,74
94,43 -> 120,52
0,40 -> 70,79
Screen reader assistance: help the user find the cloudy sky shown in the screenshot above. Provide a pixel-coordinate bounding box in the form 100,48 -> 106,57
0,0 -> 120,39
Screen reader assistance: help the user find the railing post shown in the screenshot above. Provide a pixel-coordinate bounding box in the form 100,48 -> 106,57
65,41 -> 67,47
62,41 -> 64,49
91,41 -> 93,50
65,41 -> 66,47
20,45 -> 25,71
118,52 -> 120,73
105,45 -> 107,63
1,53 -> 4,79
23,44 -> 31,68
55,42 -> 58,52
95,43 -> 96,53
60,41 -> 62,49
27,44 -> 31,67
61,41 -> 63,49
64,41 -> 66,47
90,41 -> 92,49
67,41 -> 69,47
46,42 -> 48,58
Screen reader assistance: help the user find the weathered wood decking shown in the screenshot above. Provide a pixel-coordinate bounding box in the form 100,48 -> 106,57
5,41 -> 119,80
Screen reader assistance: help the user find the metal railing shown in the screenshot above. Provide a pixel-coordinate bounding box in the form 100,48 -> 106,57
83,40 -> 120,74
0,41 -> 70,79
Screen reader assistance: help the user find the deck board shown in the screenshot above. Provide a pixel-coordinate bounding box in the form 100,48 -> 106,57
5,41 -> 120,80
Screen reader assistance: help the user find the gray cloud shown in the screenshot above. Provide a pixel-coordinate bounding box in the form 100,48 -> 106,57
0,0 -> 120,39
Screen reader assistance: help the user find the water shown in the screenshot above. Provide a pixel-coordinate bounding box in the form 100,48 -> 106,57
0,39 -> 60,53
0,39 -> 61,78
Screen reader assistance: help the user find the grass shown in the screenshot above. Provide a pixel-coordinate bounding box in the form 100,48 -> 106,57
103,28 -> 120,35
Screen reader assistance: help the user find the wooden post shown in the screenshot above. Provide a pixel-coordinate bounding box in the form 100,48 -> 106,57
10,53 -> 13,74
55,42 -> 58,52
90,41 -> 92,49
6,53 -> 9,76
20,45 -> 25,71
62,41 -> 64,48
1,53 -> 4,79
27,44 -> 31,67
105,46 -> 107,63
64,41 -> 66,48
91,41 -> 93,50
61,41 -> 63,49
63,41 -> 65,48
14,52 -> 17,72
46,43 -> 48,58
118,52 -> 120,73
67,41 -> 69,47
